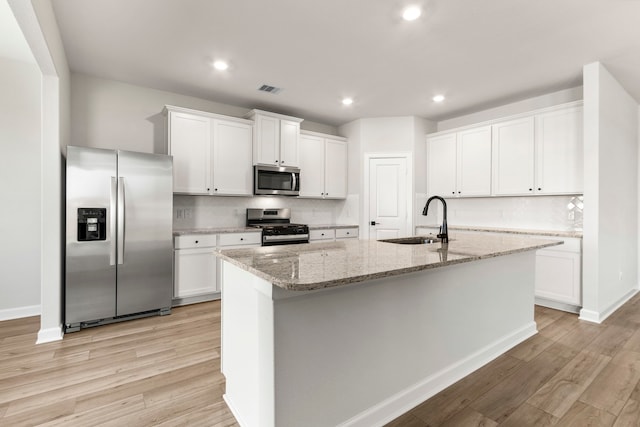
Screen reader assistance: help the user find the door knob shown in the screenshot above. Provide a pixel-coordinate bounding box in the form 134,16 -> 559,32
370,221 -> 380,226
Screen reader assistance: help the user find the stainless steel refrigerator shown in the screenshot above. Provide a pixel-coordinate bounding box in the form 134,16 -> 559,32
65,146 -> 173,332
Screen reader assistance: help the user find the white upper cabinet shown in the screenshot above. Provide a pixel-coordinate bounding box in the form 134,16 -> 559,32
535,105 -> 584,195
166,105 -> 254,196
324,138 -> 348,199
427,126 -> 491,198
299,131 -> 348,199
212,120 -> 253,196
167,111 -> 212,194
492,117 -> 536,196
427,133 -> 457,197
457,126 -> 492,196
247,110 -> 303,167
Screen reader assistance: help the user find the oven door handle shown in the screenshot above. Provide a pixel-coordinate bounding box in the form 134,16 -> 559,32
263,233 -> 309,242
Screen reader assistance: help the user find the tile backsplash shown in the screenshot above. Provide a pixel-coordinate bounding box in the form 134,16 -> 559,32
173,195 -> 346,229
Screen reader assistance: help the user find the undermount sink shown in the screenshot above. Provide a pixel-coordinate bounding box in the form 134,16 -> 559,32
380,236 -> 451,245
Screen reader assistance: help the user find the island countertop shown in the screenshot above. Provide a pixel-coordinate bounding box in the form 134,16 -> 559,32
216,233 -> 562,291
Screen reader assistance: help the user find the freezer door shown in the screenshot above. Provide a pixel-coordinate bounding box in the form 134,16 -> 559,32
66,146 -> 117,324
116,150 -> 173,316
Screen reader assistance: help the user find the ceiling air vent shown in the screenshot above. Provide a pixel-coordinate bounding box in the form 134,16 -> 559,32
258,84 -> 282,94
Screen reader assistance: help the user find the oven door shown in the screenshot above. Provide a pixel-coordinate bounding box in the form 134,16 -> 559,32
254,165 -> 300,196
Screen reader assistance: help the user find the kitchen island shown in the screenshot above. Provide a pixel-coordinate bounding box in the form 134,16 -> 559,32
216,234 -> 561,427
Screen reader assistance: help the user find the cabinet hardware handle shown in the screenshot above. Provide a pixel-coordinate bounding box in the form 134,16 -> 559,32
207,188 -> 210,191
452,191 -> 455,194
214,188 -> 218,191
458,191 -> 461,194
195,240 -> 199,244
275,160 -> 279,163
529,188 -> 533,191
538,188 -> 542,191
240,238 -> 244,241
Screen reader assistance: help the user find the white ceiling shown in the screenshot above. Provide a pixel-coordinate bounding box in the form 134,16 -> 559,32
51,0 -> 640,127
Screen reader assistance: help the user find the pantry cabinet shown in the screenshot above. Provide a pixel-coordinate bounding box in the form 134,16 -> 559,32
165,105 -> 254,196
247,109 -> 303,167
299,131 -> 347,199
426,126 -> 491,197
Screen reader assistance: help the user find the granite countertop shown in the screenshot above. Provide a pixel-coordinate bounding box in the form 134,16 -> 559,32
416,225 -> 583,239
173,227 -> 259,236
308,224 -> 359,230
216,234 -> 562,292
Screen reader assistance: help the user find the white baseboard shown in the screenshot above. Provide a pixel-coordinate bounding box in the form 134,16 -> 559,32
579,288 -> 639,324
36,325 -> 63,344
535,297 -> 580,314
223,394 -> 248,427
0,304 -> 40,321
339,321 -> 538,427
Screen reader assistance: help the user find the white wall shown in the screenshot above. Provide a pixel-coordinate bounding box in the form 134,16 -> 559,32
581,62 -> 639,323
437,87 -> 583,131
70,73 -> 338,154
0,57 -> 42,319
339,116 -> 436,237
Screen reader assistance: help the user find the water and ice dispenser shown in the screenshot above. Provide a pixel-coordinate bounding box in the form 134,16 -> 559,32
77,208 -> 106,241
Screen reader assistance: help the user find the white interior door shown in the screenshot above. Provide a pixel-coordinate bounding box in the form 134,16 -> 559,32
368,157 -> 408,240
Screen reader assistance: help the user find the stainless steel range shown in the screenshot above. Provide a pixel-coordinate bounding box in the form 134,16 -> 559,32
247,208 -> 309,246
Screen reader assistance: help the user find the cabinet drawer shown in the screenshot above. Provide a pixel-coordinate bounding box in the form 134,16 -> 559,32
336,228 -> 358,239
174,234 -> 218,249
310,229 -> 336,241
218,232 -> 262,247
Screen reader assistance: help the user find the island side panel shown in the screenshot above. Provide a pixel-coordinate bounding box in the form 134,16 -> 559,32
221,261 -> 276,427
271,251 -> 537,427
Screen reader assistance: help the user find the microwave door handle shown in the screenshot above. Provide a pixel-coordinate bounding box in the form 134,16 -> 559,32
292,172 -> 297,191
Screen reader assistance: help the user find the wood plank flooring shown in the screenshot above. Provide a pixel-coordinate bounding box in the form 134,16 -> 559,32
2,295 -> 640,426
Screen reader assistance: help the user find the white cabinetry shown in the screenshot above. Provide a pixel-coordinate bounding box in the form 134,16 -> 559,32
165,106 -> 254,196
299,131 -> 348,199
247,109 -> 303,167
174,234 -> 218,299
167,111 -> 211,194
427,126 -> 491,197
309,227 -> 358,243
535,105 -> 583,195
534,237 -> 582,311
173,231 -> 261,305
491,117 -> 536,196
212,120 -> 253,195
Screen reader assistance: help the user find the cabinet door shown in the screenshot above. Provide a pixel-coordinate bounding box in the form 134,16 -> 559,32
213,120 -> 253,195
168,112 -> 211,194
457,126 -> 492,197
427,133 -> 457,197
492,117 -> 535,195
535,250 -> 581,306
325,139 -> 347,199
280,120 -> 300,166
174,248 -> 218,298
298,134 -> 325,198
535,106 -> 583,194
254,115 -> 279,166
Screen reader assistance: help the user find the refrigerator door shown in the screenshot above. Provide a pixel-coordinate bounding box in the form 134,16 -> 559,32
116,150 -> 173,316
66,146 -> 118,324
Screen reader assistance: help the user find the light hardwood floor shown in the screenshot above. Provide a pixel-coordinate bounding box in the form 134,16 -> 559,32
2,296 -> 640,426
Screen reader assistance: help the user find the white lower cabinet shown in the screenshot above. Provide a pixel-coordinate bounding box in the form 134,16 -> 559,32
309,227 -> 358,243
173,231 -> 261,304
174,234 -> 218,299
534,237 -> 582,311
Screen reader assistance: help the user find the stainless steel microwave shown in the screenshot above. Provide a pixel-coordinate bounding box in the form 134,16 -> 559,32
254,165 -> 300,196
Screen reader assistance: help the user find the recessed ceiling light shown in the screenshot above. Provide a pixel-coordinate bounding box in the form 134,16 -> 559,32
433,94 -> 445,103
402,6 -> 422,21
213,60 -> 229,71
342,98 -> 354,106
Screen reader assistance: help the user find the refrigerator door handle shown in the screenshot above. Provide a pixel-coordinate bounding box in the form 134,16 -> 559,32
117,177 -> 125,265
110,176 -> 117,265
